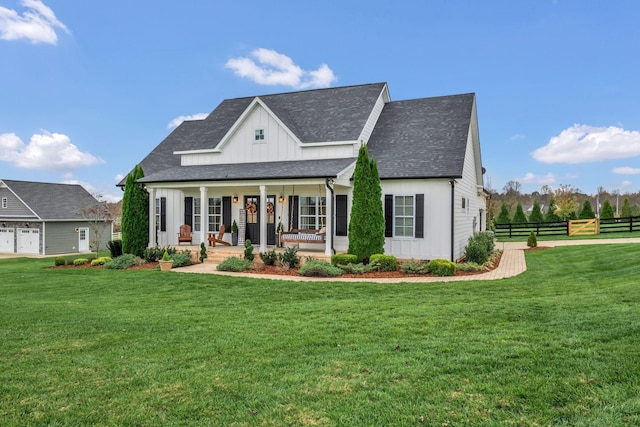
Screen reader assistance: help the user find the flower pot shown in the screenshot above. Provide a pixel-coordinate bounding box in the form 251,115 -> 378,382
232,232 -> 238,246
159,260 -> 173,271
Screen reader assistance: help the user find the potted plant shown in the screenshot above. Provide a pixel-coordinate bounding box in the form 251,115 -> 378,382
276,219 -> 284,248
199,242 -> 208,263
159,250 -> 173,271
231,220 -> 239,246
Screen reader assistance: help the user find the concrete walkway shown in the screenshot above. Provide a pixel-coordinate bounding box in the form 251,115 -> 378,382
176,237 -> 640,283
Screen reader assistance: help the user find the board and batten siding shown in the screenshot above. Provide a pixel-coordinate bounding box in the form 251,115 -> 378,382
0,187 -> 37,218
354,89 -> 389,155
180,103 -> 356,167
381,179 -> 451,260
44,221 -> 111,255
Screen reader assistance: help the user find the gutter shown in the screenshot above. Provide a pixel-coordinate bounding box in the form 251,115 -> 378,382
449,179 -> 456,261
325,178 -> 336,254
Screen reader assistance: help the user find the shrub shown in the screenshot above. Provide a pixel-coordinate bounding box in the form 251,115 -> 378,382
91,256 -> 112,266
54,256 -> 66,266
368,254 -> 398,272
400,259 -> 429,274
298,260 -> 343,277
244,240 -> 254,262
170,250 -> 193,268
278,246 -> 300,268
107,240 -> 123,258
337,262 -> 367,274
73,258 -> 89,266
331,253 -> 358,266
527,231 -> 537,248
456,262 -> 485,272
259,249 -> 278,266
464,231 -> 495,265
217,256 -> 252,272
428,259 -> 456,276
104,253 -> 138,270
144,246 -> 176,262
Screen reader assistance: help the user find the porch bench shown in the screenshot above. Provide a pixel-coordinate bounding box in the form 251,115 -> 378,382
280,229 -> 326,244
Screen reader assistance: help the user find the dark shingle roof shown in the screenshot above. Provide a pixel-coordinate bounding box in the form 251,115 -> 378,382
2,179 -> 100,220
120,83 -> 386,185
138,157 -> 356,183
367,93 -> 475,179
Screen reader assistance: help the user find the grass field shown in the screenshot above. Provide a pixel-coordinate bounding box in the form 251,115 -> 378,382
1,245 -> 639,425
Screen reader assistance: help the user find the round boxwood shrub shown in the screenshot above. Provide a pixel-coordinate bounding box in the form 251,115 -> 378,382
54,257 -> 66,266
73,258 -> 89,266
331,253 -> 358,266
428,259 -> 456,276
368,254 -> 398,272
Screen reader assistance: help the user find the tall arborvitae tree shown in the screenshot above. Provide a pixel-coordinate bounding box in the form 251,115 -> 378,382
512,202 -> 528,223
495,202 -> 511,224
578,200 -> 596,219
121,165 -> 149,256
528,199 -> 544,223
621,198 -> 633,218
600,199 -> 615,219
545,197 -> 561,222
348,144 -> 384,262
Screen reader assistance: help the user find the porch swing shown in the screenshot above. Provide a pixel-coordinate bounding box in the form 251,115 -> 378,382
280,184 -> 326,244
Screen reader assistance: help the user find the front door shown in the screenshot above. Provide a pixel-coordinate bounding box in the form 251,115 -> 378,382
78,227 -> 89,252
245,196 -> 259,244
266,195 -> 276,245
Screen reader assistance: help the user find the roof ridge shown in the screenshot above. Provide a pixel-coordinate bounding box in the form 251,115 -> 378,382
226,82 -> 387,101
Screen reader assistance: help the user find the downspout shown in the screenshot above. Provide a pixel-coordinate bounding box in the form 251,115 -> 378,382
325,178 -> 336,254
449,179 -> 456,262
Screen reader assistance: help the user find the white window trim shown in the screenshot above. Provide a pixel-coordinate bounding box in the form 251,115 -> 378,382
394,195 -> 415,238
1,197 -> 6,209
207,197 -> 222,232
254,128 -> 265,142
298,196 -> 327,230
155,198 -> 160,230
193,198 -> 201,232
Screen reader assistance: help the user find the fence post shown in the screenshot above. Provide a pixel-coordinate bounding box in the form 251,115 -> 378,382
566,220 -> 569,236
509,223 -> 512,238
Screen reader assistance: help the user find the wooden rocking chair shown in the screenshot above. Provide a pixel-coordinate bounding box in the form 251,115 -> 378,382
208,224 -> 231,247
177,224 -> 192,245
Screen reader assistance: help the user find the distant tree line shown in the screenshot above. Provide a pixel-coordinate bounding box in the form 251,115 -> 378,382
488,181 -> 639,225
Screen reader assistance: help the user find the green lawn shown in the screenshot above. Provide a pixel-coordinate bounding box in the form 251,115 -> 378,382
1,245 -> 639,426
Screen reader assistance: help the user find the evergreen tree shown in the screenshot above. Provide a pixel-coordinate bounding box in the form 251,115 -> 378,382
348,145 -> 385,262
578,200 -> 596,219
528,199 -> 544,223
545,197 -> 561,222
495,202 -> 511,224
512,202 -> 528,223
121,165 -> 149,257
621,198 -> 633,218
600,199 -> 615,219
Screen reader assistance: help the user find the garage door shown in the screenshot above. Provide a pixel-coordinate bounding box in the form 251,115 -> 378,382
17,228 -> 39,254
0,228 -> 14,253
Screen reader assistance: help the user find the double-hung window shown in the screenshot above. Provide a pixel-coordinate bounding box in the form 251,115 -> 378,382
208,197 -> 222,232
394,195 -> 414,237
299,196 -> 326,229
1,197 -> 7,209
193,198 -> 201,232
155,198 -> 161,230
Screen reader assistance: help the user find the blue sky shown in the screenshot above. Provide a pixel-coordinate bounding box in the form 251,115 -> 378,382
1,0 -> 639,202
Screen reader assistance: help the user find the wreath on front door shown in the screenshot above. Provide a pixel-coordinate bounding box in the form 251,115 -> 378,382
245,201 -> 257,214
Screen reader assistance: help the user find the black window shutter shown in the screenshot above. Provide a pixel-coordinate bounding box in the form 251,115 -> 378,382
335,195 -> 348,236
184,197 -> 193,227
160,197 -> 167,232
222,196 -> 231,231
415,194 -> 424,238
384,194 -> 393,237
288,196 -> 299,230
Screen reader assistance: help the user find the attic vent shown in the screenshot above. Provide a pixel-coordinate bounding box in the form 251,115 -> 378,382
255,129 -> 265,141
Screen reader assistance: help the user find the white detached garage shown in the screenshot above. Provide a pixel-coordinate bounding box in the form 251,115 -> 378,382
0,179 -> 113,256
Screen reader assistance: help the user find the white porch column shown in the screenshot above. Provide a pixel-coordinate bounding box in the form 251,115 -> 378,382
200,186 -> 207,244
259,185 -> 267,252
325,183 -> 333,256
148,187 -> 155,247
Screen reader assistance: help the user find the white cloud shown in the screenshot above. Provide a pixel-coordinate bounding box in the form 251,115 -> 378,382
520,172 -> 556,185
114,173 -> 125,182
0,0 -> 69,45
0,131 -> 103,171
532,124 -> 640,164
167,113 -> 208,130
225,48 -> 337,89
621,180 -> 633,189
510,134 -> 526,141
613,166 -> 640,175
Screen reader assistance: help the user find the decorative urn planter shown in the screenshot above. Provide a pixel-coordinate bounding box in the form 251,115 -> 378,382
159,260 -> 173,271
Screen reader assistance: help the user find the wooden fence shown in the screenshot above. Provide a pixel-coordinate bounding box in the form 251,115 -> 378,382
494,216 -> 640,238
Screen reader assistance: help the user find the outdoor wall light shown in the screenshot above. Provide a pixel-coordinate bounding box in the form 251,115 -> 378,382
1,223 -> 5,228
24,223 -> 29,228
232,194 -> 239,203
279,193 -> 285,203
